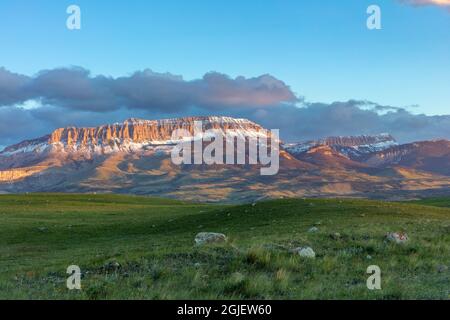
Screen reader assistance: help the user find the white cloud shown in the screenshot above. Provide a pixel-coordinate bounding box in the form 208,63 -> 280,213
400,0 -> 450,7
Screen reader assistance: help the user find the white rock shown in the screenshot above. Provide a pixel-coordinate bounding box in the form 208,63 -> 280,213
195,232 -> 227,245
386,232 -> 409,244
292,247 -> 316,258
308,227 -> 319,233
330,232 -> 341,240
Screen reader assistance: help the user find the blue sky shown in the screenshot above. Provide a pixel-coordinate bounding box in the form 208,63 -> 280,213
0,0 -> 450,148
0,0 -> 449,114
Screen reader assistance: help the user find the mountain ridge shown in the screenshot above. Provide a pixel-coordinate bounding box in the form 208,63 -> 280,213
1,116 -> 449,202
1,116 -> 267,156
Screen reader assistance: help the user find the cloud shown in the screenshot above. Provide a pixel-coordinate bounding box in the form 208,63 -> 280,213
0,68 -> 31,106
244,101 -> 450,143
0,67 -> 298,112
0,67 -> 449,148
399,0 -> 450,7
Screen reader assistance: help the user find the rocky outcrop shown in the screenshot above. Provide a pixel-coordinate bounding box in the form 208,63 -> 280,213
48,117 -> 265,146
1,117 -> 267,155
318,134 -> 396,148
194,232 -> 227,245
385,232 -> 409,244
291,247 -> 316,258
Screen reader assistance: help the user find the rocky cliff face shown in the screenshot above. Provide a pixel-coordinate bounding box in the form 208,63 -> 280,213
48,117 -> 265,145
318,133 -> 396,148
1,117 -> 267,156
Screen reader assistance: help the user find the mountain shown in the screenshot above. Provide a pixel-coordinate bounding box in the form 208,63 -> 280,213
365,140 -> 450,176
0,116 -> 449,202
284,133 -> 397,160
1,117 -> 266,156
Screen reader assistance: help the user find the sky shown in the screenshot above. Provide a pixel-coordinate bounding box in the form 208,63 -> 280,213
0,0 -> 449,148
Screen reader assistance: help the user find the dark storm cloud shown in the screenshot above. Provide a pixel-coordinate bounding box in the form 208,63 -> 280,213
0,68 -> 31,106
0,67 -> 298,112
0,107 -> 48,147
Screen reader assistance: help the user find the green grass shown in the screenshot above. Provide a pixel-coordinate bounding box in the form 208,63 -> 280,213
0,193 -> 449,299
409,197 -> 450,208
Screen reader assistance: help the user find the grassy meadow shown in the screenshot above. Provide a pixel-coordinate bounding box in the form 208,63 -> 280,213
0,193 -> 449,299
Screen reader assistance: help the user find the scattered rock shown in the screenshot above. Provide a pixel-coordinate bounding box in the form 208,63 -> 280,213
103,261 -> 121,271
385,232 -> 409,244
366,255 -> 372,260
230,272 -> 245,283
195,232 -> 227,245
37,227 -> 48,232
437,265 -> 448,273
330,232 -> 341,240
292,247 -> 316,259
308,227 -> 319,233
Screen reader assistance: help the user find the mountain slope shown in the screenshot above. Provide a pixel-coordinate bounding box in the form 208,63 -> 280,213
284,133 -> 397,160
365,140 -> 450,176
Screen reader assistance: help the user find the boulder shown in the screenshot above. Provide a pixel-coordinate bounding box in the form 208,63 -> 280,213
292,247 -> 316,259
195,232 -> 227,245
308,227 -> 319,233
103,261 -> 121,271
437,265 -> 448,273
386,232 -> 409,244
330,232 -> 341,240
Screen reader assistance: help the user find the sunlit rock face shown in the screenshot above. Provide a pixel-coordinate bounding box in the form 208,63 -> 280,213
2,116 -> 268,156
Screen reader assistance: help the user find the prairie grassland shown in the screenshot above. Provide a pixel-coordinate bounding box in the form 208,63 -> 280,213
0,194 -> 449,299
